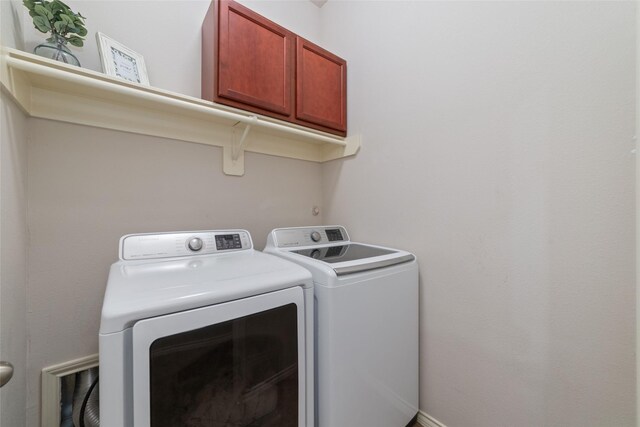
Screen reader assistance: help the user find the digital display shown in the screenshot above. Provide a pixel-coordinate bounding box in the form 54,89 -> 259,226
215,234 -> 242,250
326,229 -> 344,242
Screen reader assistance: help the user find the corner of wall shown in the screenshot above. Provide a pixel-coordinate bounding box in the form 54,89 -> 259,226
0,0 -> 25,51
636,2 -> 639,426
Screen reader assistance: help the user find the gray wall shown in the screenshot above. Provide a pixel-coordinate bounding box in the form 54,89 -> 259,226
319,2 -> 636,426
2,0 -> 636,426
15,1 -> 325,425
19,0 -> 322,98
25,120 -> 324,425
0,92 -> 29,427
0,0 -> 24,51
1,1 -> 28,425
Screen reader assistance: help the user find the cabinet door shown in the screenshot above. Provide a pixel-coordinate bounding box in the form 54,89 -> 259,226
215,0 -> 295,117
296,37 -> 347,135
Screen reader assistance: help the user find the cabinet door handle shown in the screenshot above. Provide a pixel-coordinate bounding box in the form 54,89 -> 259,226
0,362 -> 14,387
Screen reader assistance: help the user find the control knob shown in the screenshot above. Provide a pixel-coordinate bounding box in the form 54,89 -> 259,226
310,231 -> 321,242
188,237 -> 203,252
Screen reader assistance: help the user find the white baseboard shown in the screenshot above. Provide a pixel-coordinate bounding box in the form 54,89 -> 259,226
417,410 -> 447,427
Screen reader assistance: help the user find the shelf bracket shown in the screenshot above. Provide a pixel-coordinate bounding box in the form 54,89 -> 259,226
223,115 -> 257,176
232,115 -> 256,160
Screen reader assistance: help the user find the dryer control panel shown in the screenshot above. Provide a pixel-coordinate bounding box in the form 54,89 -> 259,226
271,226 -> 349,248
120,230 -> 252,260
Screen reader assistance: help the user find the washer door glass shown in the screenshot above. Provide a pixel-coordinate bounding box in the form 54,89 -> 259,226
132,287 -> 305,427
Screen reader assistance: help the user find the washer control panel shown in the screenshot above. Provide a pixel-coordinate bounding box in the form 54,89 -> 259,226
120,230 -> 252,260
272,226 -> 349,248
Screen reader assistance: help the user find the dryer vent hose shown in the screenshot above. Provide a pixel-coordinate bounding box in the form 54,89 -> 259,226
72,368 -> 99,427
80,375 -> 100,427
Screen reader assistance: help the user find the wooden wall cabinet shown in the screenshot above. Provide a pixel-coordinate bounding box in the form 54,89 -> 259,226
202,0 -> 347,136
296,37 -> 347,134
202,0 -> 295,118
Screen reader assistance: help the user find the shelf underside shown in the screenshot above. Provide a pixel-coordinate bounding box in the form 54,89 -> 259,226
0,47 -> 360,176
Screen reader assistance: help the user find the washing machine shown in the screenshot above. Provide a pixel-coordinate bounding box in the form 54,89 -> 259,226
99,230 -> 314,427
264,226 -> 419,427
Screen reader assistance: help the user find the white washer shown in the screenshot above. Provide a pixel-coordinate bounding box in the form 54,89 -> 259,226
99,230 -> 314,427
264,226 -> 419,427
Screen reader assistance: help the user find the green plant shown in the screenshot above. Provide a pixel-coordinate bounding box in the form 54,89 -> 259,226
23,0 -> 87,47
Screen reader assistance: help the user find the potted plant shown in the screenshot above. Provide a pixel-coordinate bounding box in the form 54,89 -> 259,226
23,0 -> 87,66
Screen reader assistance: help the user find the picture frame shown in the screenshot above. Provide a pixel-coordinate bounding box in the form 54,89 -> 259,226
96,32 -> 149,85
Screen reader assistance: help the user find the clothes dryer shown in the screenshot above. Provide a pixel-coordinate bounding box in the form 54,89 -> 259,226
99,230 -> 314,427
264,226 -> 419,427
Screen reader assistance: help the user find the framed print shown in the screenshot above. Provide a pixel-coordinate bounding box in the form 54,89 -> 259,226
96,32 -> 150,85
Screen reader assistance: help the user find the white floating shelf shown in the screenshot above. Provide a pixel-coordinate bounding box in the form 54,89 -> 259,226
0,47 -> 360,176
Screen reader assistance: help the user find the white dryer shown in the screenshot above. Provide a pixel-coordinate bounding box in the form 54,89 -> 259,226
264,226 -> 419,427
99,230 -> 314,427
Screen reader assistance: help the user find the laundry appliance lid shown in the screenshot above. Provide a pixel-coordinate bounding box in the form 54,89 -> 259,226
292,243 -> 397,264
266,226 -> 416,277
288,243 -> 415,276
100,249 -> 312,334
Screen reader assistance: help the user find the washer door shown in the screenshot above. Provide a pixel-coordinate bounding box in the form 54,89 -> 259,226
132,286 -> 305,427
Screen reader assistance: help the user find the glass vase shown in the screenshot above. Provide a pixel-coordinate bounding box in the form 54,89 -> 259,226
34,34 -> 81,67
